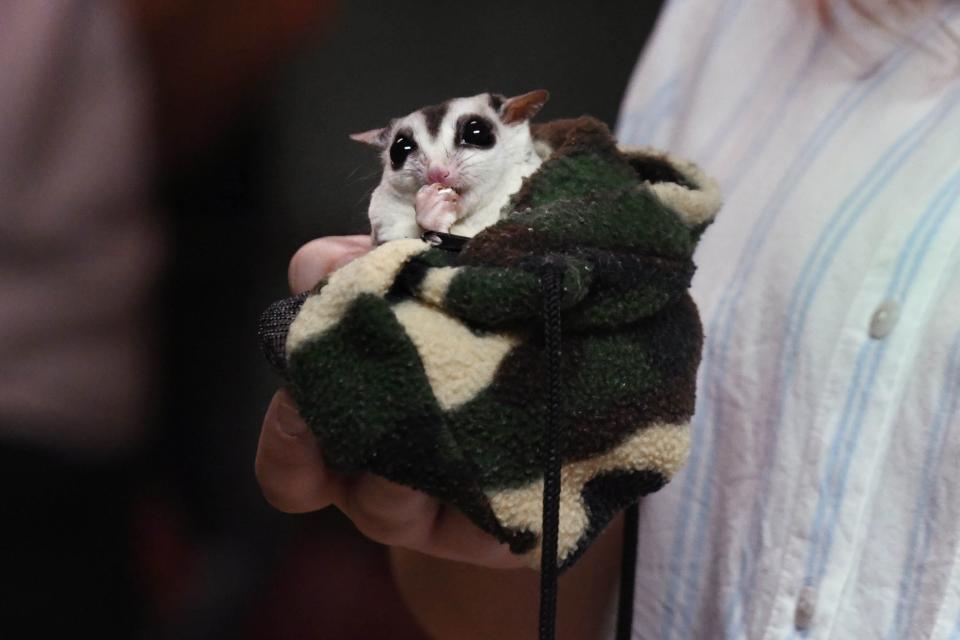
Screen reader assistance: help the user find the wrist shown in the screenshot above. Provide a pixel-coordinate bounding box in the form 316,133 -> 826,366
388,513 -> 625,640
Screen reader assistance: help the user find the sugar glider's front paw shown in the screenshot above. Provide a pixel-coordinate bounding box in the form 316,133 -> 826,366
415,183 -> 460,233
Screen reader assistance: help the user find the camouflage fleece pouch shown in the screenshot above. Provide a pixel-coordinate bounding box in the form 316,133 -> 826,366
258,117 -> 721,570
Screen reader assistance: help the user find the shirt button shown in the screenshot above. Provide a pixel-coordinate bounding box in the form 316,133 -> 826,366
868,300 -> 899,339
794,586 -> 817,631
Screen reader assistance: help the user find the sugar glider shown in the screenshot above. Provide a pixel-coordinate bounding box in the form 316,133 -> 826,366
350,90 -> 550,243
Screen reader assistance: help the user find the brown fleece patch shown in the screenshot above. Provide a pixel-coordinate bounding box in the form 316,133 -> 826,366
530,117 -> 621,156
516,117 -> 627,209
457,116 -> 715,269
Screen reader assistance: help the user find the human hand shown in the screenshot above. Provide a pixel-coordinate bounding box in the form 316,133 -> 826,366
254,235 -> 525,569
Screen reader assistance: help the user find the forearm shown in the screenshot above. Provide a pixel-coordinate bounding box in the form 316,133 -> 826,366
388,514 -> 624,640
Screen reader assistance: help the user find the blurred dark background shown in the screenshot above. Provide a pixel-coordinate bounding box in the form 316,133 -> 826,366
2,1 -> 662,638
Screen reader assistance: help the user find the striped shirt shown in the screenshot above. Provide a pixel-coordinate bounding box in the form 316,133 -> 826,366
616,1 -> 960,638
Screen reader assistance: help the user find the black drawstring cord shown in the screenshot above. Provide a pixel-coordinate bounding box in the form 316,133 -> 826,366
539,263 -> 563,640
616,502 -> 639,640
421,233 -> 564,639
422,230 -> 470,252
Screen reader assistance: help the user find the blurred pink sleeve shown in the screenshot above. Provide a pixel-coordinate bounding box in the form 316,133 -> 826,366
0,1 -> 163,456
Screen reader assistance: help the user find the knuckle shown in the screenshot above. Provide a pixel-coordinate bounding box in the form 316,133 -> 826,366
346,482 -> 429,545
254,461 -> 298,513
256,478 -> 303,514
253,447 -> 330,514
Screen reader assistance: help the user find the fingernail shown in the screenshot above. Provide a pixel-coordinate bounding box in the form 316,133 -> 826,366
276,396 -> 309,437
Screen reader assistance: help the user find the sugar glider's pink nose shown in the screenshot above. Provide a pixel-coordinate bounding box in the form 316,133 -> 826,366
426,166 -> 451,184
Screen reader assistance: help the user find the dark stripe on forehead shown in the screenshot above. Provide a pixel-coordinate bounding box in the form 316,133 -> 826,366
421,101 -> 449,138
488,94 -> 505,112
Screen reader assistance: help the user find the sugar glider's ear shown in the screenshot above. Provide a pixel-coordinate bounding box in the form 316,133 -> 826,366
349,128 -> 388,149
498,90 -> 550,125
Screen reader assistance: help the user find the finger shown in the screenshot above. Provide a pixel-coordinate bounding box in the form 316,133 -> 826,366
288,235 -> 372,294
339,474 -> 524,569
255,389 -> 344,513
420,505 -> 526,569
414,188 -> 433,211
340,474 -> 438,545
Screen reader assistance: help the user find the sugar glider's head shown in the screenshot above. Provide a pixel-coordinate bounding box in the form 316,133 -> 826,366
351,90 -> 549,210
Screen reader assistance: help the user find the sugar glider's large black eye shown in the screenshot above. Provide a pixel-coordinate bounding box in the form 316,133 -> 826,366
389,133 -> 417,169
459,118 -> 495,148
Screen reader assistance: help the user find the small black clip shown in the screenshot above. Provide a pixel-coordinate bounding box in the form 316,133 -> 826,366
421,230 -> 469,252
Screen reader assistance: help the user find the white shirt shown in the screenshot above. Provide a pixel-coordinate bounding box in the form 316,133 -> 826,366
617,1 -> 960,638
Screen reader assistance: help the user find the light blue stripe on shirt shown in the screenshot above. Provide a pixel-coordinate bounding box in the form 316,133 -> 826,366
658,21 -> 942,638
619,0 -> 746,146
801,167 -> 960,595
951,609 -> 960,640
615,0 -> 960,635
887,328 -> 960,639
785,169 -> 960,640
723,74 -> 960,639
695,29 -> 826,171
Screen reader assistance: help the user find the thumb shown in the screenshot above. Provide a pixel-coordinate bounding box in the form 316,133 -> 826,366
288,235 -> 372,294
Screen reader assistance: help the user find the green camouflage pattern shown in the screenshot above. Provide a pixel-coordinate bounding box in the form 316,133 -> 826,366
259,117 -> 721,569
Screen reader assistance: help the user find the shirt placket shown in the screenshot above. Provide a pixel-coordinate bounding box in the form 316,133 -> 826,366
763,199 -> 960,639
